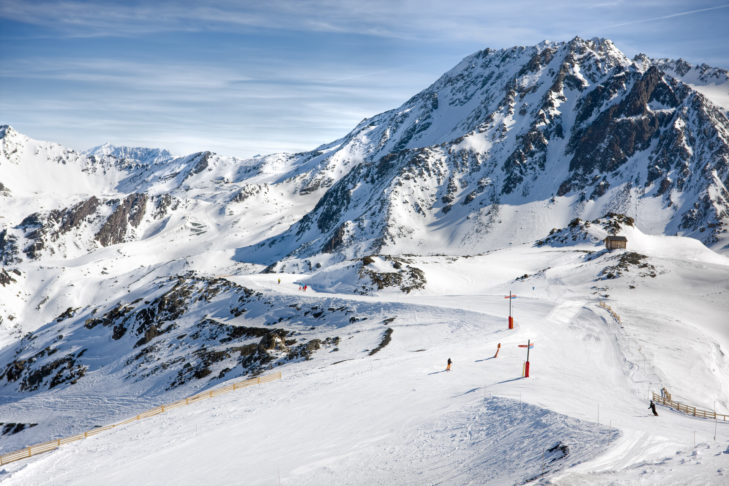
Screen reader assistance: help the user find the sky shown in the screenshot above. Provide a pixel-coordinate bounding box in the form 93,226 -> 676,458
1,0 -> 728,159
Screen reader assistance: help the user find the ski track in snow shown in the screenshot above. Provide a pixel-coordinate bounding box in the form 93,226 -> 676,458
1,242 -> 728,484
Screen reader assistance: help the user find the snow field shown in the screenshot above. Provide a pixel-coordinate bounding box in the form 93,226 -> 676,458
0,302 -> 619,485
1,229 -> 728,484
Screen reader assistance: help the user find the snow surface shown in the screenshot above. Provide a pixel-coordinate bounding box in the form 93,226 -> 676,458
1,38 -> 729,484
1,232 -> 728,485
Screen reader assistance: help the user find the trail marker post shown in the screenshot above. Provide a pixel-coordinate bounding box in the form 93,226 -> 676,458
505,291 -> 517,329
518,339 -> 534,377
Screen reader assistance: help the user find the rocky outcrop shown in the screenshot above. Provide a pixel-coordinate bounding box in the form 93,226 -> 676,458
600,252 -> 657,279
0,274 -> 351,393
358,255 -> 426,294
567,67 -> 680,176
0,339 -> 88,392
95,193 -> 148,246
18,196 -> 101,259
0,268 -> 18,286
536,213 -> 635,248
0,229 -> 19,265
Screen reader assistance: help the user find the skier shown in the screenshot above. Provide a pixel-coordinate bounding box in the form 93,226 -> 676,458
278,278 -> 281,285
649,400 -> 658,416
446,358 -> 452,371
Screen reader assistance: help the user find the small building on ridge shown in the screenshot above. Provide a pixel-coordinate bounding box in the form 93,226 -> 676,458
605,235 -> 627,250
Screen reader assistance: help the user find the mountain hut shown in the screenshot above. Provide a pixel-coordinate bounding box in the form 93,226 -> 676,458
605,235 -> 627,250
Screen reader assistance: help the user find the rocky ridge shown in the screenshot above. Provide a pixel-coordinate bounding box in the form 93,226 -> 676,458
0,274 -> 360,395
238,37 -> 729,266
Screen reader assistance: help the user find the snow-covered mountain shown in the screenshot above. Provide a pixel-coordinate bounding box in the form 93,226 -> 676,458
236,37 -> 729,268
1,37 -> 729,485
3,39 -> 729,274
84,143 -> 174,167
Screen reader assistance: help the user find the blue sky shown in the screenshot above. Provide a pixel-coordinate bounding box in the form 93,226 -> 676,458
1,1 -> 728,158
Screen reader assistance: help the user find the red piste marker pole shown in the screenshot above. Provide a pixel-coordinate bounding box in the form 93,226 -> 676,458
505,291 -> 517,329
518,339 -> 534,377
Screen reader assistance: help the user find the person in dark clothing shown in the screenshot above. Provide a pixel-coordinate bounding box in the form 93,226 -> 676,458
649,400 -> 658,416
446,358 -> 452,371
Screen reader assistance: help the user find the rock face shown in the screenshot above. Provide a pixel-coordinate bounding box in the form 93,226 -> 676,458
18,197 -> 101,258
5,193 -> 157,260
95,193 -> 148,247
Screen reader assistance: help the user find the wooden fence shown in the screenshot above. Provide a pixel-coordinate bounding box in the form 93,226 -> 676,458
652,392 -> 728,422
0,371 -> 282,466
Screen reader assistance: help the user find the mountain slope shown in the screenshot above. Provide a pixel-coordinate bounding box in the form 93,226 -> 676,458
1,37 -> 729,485
1,234 -> 727,484
236,37 -> 729,268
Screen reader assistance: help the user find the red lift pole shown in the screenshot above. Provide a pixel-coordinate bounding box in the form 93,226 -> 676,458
518,339 -> 534,377
504,291 -> 517,329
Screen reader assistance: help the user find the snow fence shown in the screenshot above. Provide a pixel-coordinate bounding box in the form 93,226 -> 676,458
0,371 -> 282,466
652,392 -> 729,421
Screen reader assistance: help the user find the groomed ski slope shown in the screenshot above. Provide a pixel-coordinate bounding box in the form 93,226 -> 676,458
1,232 -> 728,485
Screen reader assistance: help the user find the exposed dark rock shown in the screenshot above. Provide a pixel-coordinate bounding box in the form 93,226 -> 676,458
0,422 -> 38,436
95,193 -> 148,246
358,255 -> 426,294
232,184 -> 264,203
55,307 -> 79,322
12,196 -> 104,259
0,268 -> 17,286
0,229 -> 20,265
600,251 -> 657,279
153,193 -> 177,218
18,213 -> 45,259
369,328 -> 393,355
2,274 -> 350,393
286,339 -> 322,361
58,197 -> 100,233
600,212 -> 635,234
0,347 -> 87,392
502,129 -> 548,194
322,224 -> 347,253
314,179 -> 352,234
189,151 -> 212,175
569,67 -> 671,175
545,441 -> 570,462
300,178 -> 324,195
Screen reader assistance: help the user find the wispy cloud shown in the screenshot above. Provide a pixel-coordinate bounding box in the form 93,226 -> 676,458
0,50 -> 429,156
0,1 -> 650,43
603,3 -> 729,29
2,1 -> 728,157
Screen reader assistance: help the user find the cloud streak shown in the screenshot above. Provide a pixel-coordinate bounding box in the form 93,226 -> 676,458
0,1 -> 690,44
603,3 -> 729,29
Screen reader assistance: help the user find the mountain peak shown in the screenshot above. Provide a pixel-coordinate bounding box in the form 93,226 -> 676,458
84,143 -> 174,165
234,38 -> 729,265
0,124 -> 16,139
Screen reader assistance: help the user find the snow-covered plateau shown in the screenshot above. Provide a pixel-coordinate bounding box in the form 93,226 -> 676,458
0,37 -> 728,485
